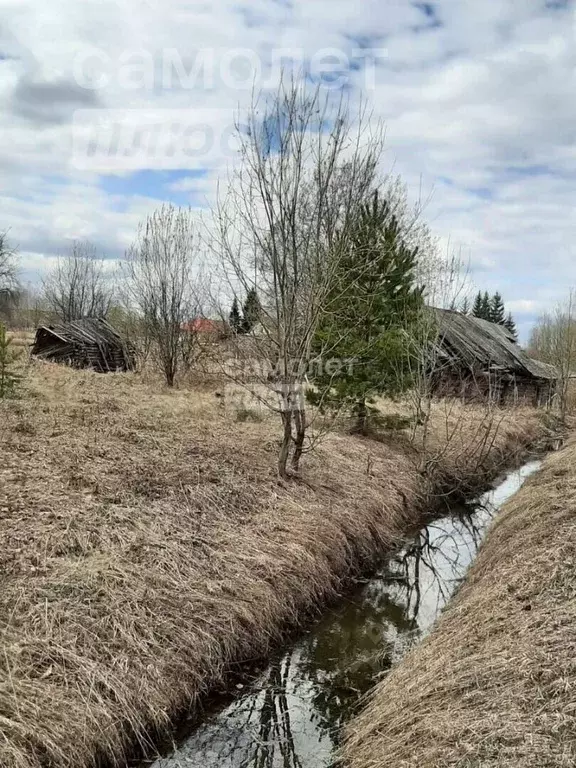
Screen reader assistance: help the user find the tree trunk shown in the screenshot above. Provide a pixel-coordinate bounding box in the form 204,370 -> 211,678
355,398 -> 367,435
561,376 -> 569,423
278,410 -> 293,479
291,409 -> 306,472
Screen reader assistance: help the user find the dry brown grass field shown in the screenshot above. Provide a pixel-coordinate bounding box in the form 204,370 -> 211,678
343,435 -> 576,768
0,357 -> 553,768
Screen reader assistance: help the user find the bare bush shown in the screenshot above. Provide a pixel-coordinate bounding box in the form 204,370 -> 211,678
0,232 -> 20,322
106,303 -> 151,371
405,249 -> 471,443
125,204 -> 201,387
529,288 -> 576,420
43,241 -> 114,321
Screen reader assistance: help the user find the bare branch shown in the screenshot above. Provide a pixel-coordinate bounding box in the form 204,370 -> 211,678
211,77 -> 386,477
124,204 -> 202,387
43,241 -> 114,322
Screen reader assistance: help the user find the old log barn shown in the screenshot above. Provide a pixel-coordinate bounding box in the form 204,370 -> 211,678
31,318 -> 134,373
431,309 -> 557,406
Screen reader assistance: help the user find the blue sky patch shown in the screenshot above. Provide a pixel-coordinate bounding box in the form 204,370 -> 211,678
467,186 -> 493,200
504,164 -> 552,178
99,169 -> 208,206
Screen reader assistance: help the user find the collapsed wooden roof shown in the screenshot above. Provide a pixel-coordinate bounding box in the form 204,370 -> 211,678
433,309 -> 557,381
32,318 -> 134,373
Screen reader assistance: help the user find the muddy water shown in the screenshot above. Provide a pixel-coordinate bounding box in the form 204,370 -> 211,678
149,460 -> 542,768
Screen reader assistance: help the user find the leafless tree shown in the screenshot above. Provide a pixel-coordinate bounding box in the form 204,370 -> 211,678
529,289 -> 576,420
0,232 -> 19,322
43,240 -> 114,322
400,235 -> 472,444
212,78 -> 385,478
124,204 -> 201,387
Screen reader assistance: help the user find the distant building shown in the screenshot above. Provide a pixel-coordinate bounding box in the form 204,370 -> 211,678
431,309 -> 557,406
182,318 -> 227,338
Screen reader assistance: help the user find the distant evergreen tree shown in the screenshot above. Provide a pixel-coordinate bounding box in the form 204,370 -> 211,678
490,292 -> 506,325
472,288 -> 517,338
472,291 -> 492,320
504,311 -> 518,342
449,298 -> 457,312
460,296 -> 471,315
242,288 -> 261,333
481,291 -> 491,320
228,297 -> 242,333
472,291 -> 483,318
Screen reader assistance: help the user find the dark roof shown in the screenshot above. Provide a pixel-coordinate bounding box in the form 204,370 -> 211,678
433,309 -> 557,381
40,317 -> 124,345
32,318 -> 134,373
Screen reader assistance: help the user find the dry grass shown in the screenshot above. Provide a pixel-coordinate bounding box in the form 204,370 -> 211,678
6,329 -> 34,349
0,361 -> 550,768
342,435 -> 576,768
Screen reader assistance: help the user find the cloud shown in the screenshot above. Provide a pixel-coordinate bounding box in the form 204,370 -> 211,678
0,0 -> 575,337
12,74 -> 101,124
507,299 -> 545,316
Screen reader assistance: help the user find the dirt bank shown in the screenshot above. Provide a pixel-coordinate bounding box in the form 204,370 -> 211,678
343,434 -> 576,768
0,363 -> 553,768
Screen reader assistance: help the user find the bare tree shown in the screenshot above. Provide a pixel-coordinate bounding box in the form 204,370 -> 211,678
0,232 -> 19,322
213,78 -> 385,478
529,289 -> 576,420
405,247 -> 472,442
125,204 -> 201,387
43,241 -> 114,321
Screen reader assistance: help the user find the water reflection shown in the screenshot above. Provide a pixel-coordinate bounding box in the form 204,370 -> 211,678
150,461 -> 541,768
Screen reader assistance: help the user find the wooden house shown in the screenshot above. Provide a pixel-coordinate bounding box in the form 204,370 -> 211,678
31,318 -> 134,373
431,309 -> 557,406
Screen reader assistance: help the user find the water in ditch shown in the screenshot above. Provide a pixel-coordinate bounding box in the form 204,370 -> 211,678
148,460 -> 542,768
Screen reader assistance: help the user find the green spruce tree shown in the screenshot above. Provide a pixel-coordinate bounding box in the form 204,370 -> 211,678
242,288 -> 261,333
472,291 -> 483,318
310,190 -> 424,434
490,292 -> 506,325
504,311 -> 518,342
460,296 -> 471,315
0,323 -> 22,399
228,297 -> 242,333
480,291 -> 491,320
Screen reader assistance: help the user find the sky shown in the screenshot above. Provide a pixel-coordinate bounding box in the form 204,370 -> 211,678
0,0 -> 574,341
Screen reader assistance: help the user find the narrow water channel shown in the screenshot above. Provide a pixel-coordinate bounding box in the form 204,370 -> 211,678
148,460 -> 542,768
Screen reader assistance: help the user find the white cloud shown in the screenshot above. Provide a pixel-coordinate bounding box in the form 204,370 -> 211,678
507,299 -> 545,316
0,0 -> 575,334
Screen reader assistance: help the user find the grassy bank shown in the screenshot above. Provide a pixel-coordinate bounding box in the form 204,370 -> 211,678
0,362 -> 552,768
343,433 -> 576,768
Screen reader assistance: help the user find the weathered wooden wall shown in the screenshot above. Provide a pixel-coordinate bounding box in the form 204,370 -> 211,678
432,368 -> 556,408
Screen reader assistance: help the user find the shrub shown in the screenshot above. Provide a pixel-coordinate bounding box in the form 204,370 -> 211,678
0,323 -> 23,399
